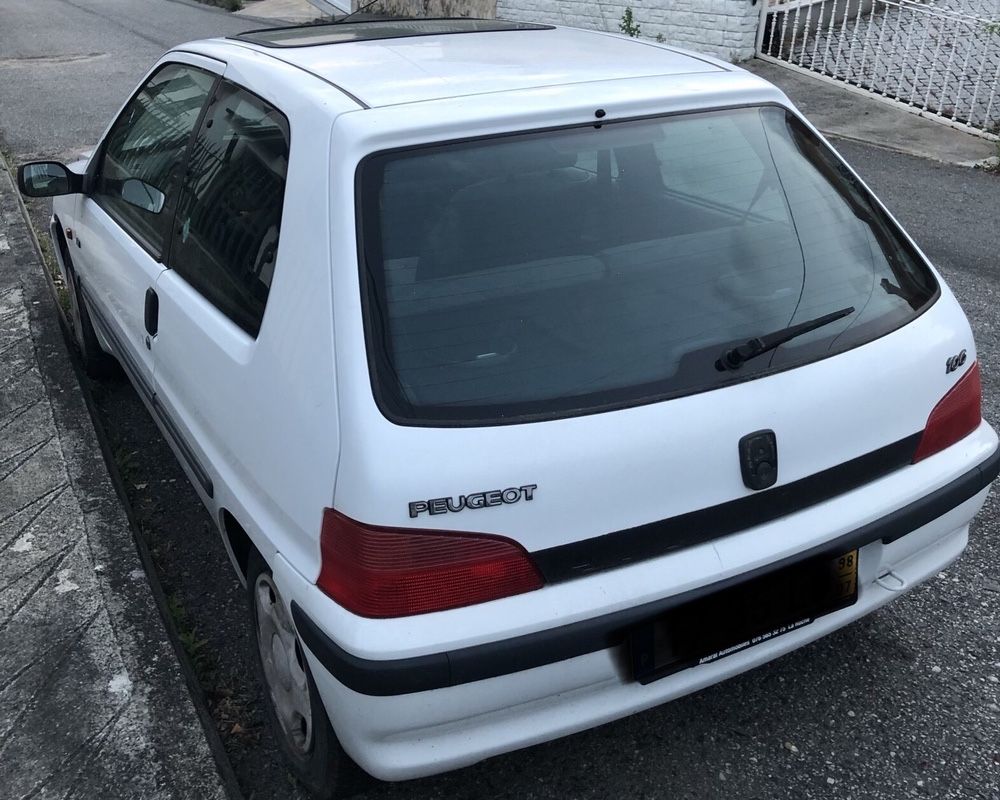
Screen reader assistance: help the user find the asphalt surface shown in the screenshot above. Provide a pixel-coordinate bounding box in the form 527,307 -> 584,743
0,0 -> 260,162
2,3 -> 1000,798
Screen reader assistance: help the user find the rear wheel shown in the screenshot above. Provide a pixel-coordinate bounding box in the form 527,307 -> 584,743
248,550 -> 353,799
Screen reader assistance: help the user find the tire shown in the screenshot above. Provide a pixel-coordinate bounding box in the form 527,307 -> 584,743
59,238 -> 119,380
247,550 -> 356,799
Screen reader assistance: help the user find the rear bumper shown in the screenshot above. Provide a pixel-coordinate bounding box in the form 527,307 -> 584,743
294,445 -> 998,697
301,488 -> 986,780
280,444 -> 998,780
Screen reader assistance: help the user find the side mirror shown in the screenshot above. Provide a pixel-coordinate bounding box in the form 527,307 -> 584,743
120,178 -> 165,214
17,161 -> 83,198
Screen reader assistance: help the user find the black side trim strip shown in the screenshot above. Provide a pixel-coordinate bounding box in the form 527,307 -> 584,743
82,286 -> 214,498
81,285 -> 154,399
293,446 -> 998,696
150,394 -> 214,499
534,433 -> 923,583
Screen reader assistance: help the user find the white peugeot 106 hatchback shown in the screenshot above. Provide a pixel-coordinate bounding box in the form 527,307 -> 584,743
18,19 -> 999,797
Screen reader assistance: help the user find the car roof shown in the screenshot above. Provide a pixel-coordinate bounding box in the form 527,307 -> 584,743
220,21 -> 730,109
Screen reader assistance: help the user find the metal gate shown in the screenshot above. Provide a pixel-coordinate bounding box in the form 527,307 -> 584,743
757,0 -> 1000,137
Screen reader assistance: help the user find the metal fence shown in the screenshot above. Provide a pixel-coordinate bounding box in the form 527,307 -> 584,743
758,0 -> 1000,137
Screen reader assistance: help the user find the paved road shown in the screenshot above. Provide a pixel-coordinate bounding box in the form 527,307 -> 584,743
0,0 -> 259,161
2,2 -> 1000,798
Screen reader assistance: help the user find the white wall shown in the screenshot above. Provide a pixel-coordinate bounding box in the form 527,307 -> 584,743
495,0 -> 760,62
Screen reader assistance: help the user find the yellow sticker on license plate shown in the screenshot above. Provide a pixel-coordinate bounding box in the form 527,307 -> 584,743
831,549 -> 859,601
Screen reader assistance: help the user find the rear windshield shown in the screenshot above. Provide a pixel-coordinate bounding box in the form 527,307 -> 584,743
358,106 -> 937,425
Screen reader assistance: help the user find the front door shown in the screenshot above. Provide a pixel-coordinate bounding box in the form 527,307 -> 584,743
72,57 -> 221,397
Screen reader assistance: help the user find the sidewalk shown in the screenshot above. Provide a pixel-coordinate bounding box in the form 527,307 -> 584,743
746,59 -> 998,166
236,0 -> 327,23
0,167 -> 230,796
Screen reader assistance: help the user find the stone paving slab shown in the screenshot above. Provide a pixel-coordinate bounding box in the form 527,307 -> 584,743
0,165 -> 229,798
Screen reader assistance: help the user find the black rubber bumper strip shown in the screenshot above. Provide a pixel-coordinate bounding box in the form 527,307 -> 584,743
292,446 -> 999,697
533,433 -> 923,583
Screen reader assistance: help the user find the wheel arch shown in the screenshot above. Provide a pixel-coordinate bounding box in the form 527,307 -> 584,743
221,508 -> 257,585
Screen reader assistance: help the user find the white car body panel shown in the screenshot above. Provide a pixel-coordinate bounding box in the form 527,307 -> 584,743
288,421 -> 998,661
151,48 -> 355,576
280,491 -> 982,779
41,25 -> 998,784
56,52 -> 227,396
73,203 -> 163,383
232,26 -> 727,108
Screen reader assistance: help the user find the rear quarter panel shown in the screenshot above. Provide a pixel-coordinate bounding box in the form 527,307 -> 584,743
327,78 -> 979,552
148,47 -> 358,577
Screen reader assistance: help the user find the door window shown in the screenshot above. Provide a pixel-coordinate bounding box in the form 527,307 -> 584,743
168,81 -> 290,337
94,63 -> 217,255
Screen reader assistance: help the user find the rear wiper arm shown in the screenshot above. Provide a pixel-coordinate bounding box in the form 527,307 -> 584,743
716,306 -> 855,372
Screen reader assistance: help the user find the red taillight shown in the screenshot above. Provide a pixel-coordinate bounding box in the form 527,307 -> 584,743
913,361 -> 982,463
317,509 -> 544,618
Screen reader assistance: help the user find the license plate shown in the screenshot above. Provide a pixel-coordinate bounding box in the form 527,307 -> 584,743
630,549 -> 859,684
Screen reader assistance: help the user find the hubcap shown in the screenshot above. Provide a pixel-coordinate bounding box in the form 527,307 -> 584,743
255,573 -> 313,755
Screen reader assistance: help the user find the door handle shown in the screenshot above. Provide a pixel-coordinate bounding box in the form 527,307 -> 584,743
144,288 -> 159,337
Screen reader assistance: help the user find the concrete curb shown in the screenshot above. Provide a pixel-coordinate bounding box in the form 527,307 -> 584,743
0,154 -> 243,800
821,130 -> 998,170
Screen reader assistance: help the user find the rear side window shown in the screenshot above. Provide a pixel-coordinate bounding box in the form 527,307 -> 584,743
169,81 -> 290,337
359,106 -> 937,425
95,64 -> 217,256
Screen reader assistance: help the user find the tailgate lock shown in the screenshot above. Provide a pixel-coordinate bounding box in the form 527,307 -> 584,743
739,430 -> 778,491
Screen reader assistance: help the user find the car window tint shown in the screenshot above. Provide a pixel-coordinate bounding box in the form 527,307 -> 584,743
168,81 -> 290,337
653,115 -> 783,221
359,106 -> 938,425
95,64 -> 217,255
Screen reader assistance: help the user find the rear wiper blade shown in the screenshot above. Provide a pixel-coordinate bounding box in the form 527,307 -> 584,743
715,306 -> 855,372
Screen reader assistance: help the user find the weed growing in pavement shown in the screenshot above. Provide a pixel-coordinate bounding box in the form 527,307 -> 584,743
167,592 -> 215,682
619,7 -> 641,37
112,445 -> 138,486
982,124 -> 1000,173
34,228 -> 67,288
29,214 -> 72,314
56,286 -> 71,316
165,589 -> 258,742
180,628 -> 212,674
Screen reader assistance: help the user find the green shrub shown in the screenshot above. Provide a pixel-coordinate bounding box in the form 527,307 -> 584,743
619,7 -> 641,37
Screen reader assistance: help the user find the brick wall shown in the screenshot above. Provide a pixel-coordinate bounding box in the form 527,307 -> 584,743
494,0 -> 759,62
